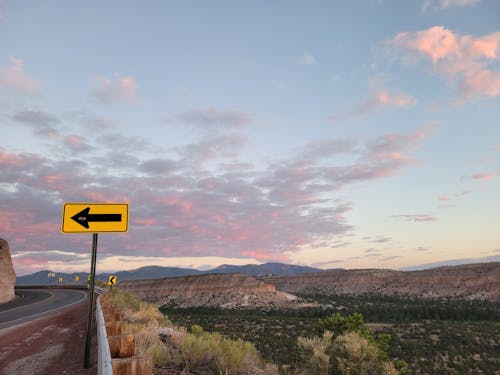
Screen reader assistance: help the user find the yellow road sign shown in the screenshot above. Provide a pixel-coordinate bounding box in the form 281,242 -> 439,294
108,275 -> 117,285
75,276 -> 80,282
61,203 -> 128,233
58,277 -> 63,283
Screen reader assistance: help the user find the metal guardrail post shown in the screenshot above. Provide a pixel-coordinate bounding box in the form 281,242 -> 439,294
96,295 -> 113,375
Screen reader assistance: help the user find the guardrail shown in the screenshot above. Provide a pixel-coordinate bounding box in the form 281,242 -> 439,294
96,295 -> 113,375
97,293 -> 153,375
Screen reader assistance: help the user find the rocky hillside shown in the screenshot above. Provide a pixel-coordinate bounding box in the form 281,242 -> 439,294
0,238 -> 16,304
258,262 -> 500,301
120,273 -> 300,308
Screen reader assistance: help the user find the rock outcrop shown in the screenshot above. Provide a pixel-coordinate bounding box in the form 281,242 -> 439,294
120,273 -> 299,308
258,262 -> 500,301
0,238 -> 16,304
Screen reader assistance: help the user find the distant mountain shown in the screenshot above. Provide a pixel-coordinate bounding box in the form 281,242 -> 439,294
15,262 -> 322,285
16,270 -> 98,286
399,254 -> 500,271
207,262 -> 322,276
114,265 -> 201,280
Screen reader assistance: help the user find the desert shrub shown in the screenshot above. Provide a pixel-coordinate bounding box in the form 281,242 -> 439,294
109,287 -> 142,311
298,313 -> 400,374
329,332 -> 398,375
175,325 -> 272,374
297,331 -> 333,375
297,331 -> 398,375
107,288 -> 277,374
107,288 -> 173,357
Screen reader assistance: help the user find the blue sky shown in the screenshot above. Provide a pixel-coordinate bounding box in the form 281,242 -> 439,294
1,0 -> 499,275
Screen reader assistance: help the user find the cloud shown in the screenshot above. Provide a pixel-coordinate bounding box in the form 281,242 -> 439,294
416,246 -> 431,252
369,236 -> 392,243
138,158 -> 178,175
379,255 -> 401,261
330,89 -> 416,122
65,109 -> 117,132
391,26 -> 500,100
391,214 -> 436,222
1,123 -> 433,272
166,108 -> 254,128
421,0 -> 480,12
177,134 -> 248,164
0,57 -> 40,94
90,76 -> 141,104
0,0 -> 6,22
11,109 -> 60,137
62,135 -> 94,153
437,190 -> 471,206
300,53 -> 317,65
300,139 -> 358,159
471,172 -> 500,180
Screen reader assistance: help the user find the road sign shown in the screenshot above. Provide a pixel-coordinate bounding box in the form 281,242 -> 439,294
61,203 -> 128,233
75,276 -> 80,282
87,274 -> 91,283
108,275 -> 117,285
58,277 -> 63,283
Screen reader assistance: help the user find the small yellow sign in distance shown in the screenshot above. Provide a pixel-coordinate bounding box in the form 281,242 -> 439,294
108,275 -> 117,285
62,203 -> 128,233
75,276 -> 80,282
58,277 -> 63,283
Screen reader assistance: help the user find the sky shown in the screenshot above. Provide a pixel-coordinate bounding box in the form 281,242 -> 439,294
1,0 -> 499,276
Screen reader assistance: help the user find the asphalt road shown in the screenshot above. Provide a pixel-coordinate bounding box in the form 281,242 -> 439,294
0,288 -> 87,329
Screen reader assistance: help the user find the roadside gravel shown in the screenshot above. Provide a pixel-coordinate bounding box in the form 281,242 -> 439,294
0,299 -> 97,375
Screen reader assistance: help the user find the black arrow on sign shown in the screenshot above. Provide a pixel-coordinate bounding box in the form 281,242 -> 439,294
71,207 -> 122,229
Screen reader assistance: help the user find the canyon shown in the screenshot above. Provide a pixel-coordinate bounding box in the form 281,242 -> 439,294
259,262 -> 500,301
120,262 -> 500,308
120,272 -> 299,308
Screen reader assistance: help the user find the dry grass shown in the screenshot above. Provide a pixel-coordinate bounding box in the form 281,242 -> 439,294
107,287 -> 278,375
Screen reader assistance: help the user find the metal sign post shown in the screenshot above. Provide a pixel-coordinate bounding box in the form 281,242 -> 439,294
84,233 -> 98,369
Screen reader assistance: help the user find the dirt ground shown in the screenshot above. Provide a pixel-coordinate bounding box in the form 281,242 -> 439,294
0,300 -> 97,375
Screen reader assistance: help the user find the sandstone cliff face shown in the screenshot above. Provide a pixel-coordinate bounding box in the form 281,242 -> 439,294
258,262 -> 500,301
0,238 -> 16,304
120,273 -> 298,308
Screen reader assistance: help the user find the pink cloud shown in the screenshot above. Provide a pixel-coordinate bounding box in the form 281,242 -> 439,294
392,26 -> 500,99
0,124 -> 431,269
90,76 -> 140,104
11,109 -> 60,137
394,26 -> 461,63
472,172 -> 499,180
460,69 -> 500,97
330,89 -> 416,122
0,57 -> 40,94
241,250 -> 289,262
376,90 -> 417,107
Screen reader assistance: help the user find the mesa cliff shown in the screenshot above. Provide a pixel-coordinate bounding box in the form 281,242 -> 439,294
120,273 -> 299,308
0,238 -> 16,304
258,262 -> 500,301
119,262 -> 499,308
